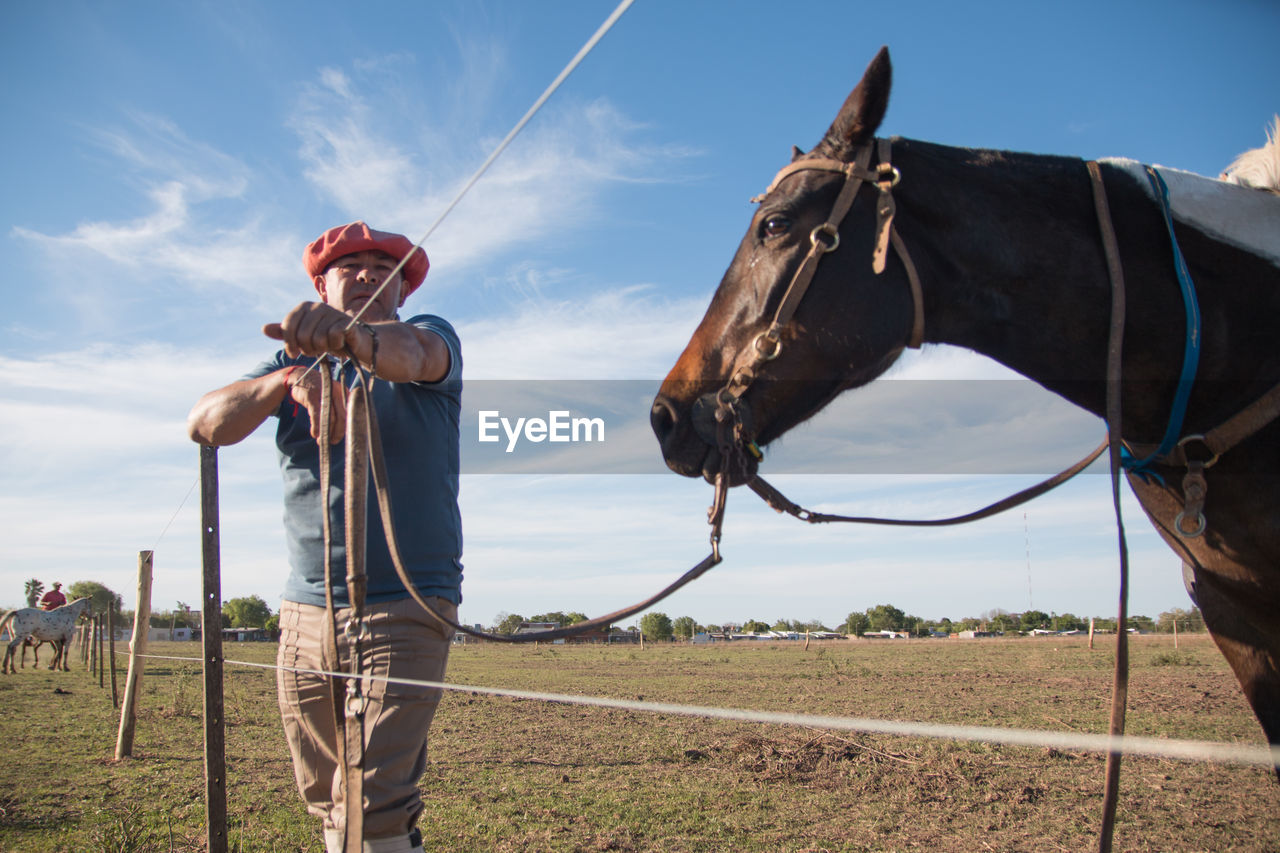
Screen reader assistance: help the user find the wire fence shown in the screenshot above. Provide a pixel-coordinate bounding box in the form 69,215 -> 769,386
120,648 -> 1280,771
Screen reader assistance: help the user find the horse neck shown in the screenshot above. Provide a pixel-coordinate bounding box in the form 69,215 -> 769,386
893,139 -> 1150,421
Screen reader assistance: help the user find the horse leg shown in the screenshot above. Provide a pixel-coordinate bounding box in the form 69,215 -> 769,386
2,641 -> 17,675
1187,564 -> 1280,779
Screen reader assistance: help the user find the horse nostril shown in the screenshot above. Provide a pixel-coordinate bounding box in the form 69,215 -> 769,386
650,395 -> 679,444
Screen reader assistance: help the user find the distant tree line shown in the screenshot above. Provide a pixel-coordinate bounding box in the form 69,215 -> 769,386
586,604 -> 1209,642
491,611 -> 591,635
12,579 -> 1209,643
833,603 -> 1207,637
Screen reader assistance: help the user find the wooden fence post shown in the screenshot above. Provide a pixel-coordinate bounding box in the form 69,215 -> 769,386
90,615 -> 98,678
116,550 -> 153,758
98,614 -> 106,688
108,608 -> 119,708
200,445 -> 228,853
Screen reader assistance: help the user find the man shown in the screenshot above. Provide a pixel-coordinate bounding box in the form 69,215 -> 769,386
38,582 -> 67,610
187,222 -> 463,853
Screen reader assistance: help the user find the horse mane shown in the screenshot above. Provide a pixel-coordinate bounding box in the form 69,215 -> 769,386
1220,116 -> 1280,192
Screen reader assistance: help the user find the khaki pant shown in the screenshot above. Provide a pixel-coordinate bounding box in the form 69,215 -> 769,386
277,597 -> 455,839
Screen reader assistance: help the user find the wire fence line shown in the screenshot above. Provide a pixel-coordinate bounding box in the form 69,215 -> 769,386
119,649 -> 1280,771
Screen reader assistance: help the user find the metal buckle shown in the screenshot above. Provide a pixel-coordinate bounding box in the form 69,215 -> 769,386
1176,434 -> 1220,468
752,331 -> 782,361
345,685 -> 368,717
810,223 -> 840,253
1174,509 -> 1207,538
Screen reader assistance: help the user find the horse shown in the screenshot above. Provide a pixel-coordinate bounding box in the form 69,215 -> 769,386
0,626 -> 43,668
21,637 -> 45,669
650,46 -> 1280,777
0,598 -> 93,674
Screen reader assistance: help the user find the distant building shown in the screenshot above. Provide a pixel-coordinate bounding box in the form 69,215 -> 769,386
510,620 -> 613,644
221,627 -> 271,642
514,621 -> 559,634
146,627 -> 195,642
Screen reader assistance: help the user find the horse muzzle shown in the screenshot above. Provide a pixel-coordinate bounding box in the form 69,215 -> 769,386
650,390 -> 760,485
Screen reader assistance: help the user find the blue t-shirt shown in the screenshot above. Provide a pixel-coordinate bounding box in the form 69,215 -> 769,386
243,314 -> 463,608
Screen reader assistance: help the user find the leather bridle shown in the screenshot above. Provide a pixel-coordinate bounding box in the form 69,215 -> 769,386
713,137 -> 924,419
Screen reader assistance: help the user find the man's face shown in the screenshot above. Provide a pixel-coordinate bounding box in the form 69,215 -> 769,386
315,250 -> 405,321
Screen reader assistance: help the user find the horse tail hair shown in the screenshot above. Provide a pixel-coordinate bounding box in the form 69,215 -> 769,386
0,611 -> 15,641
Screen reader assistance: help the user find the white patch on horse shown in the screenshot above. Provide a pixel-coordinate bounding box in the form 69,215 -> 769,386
1100,157 -> 1280,268
1220,116 -> 1280,192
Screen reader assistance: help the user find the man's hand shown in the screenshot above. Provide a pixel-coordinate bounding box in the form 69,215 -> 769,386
286,366 -> 348,445
263,301 -> 366,361
263,300 -> 451,384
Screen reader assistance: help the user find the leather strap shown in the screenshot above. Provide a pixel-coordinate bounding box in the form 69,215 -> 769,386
747,438 -> 1108,526
316,363 -> 365,853
356,387 -> 724,643
1088,159 -> 1128,853
340,378 -> 368,853
1125,379 -> 1280,466
751,140 -> 925,352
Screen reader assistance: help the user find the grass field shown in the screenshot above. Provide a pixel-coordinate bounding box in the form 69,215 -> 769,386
0,634 -> 1276,852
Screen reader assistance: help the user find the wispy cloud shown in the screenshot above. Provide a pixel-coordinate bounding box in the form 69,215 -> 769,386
458,284 -> 707,379
11,112 -> 300,317
289,59 -> 696,279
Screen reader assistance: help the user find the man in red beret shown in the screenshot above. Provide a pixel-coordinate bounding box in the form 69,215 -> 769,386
188,222 -> 463,853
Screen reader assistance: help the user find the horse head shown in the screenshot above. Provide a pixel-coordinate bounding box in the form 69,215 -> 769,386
651,47 -> 922,483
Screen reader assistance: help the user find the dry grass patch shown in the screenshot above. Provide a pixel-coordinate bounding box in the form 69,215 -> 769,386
0,635 -> 1275,851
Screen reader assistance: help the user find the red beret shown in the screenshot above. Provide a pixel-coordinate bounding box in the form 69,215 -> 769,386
303,221 -> 429,297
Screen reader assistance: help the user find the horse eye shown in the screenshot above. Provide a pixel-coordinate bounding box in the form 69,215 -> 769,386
761,214 -> 792,239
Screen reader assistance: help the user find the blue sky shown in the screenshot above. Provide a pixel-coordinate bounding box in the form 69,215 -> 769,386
2,0 -> 1276,630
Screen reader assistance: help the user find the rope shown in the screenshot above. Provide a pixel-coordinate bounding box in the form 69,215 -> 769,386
119,650 -> 1280,770
295,0 -> 637,383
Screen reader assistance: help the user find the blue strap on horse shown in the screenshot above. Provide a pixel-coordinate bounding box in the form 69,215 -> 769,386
1120,165 -> 1202,481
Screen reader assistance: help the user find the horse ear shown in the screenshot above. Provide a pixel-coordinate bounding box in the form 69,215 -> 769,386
790,145 -> 805,163
822,46 -> 892,155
